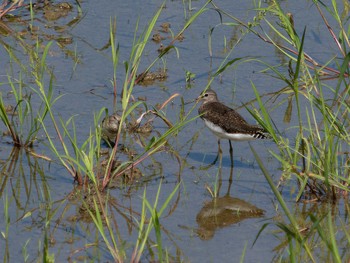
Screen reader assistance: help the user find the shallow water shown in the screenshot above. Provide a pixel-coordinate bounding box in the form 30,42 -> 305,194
0,0 -> 349,262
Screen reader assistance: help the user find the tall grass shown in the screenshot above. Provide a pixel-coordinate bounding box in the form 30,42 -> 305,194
0,68 -> 49,148
22,2 -> 210,261
212,0 -> 349,201
2,0 -> 348,261
229,0 -> 349,261
180,0 -> 350,261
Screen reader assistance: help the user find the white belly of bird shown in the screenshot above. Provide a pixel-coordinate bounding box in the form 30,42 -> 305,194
204,119 -> 256,141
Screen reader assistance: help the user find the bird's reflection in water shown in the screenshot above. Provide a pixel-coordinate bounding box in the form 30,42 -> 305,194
195,166 -> 265,240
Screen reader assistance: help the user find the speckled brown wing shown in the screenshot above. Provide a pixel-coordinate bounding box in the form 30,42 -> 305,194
199,101 -> 264,135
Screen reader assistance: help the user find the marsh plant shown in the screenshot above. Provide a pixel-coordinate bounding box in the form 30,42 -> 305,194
0,52 -> 53,149
212,0 -> 350,261
0,1 -> 212,261
253,0 -> 349,202
1,0 -> 350,262
173,0 -> 350,261
204,0 -> 350,200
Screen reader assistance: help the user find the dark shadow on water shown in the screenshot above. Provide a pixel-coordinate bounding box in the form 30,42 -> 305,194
188,151 -> 253,168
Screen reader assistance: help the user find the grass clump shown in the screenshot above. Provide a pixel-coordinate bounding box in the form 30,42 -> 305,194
2,0 -> 349,262
1,2 -> 208,261
244,1 -> 348,261
212,0 -> 350,202
206,0 -> 349,261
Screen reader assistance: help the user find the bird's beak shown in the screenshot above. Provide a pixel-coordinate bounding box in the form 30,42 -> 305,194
184,92 -> 204,105
195,94 -> 204,103
184,98 -> 197,105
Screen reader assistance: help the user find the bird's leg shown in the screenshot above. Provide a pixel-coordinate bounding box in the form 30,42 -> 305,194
211,138 -> 222,165
199,139 -> 221,170
226,165 -> 234,196
225,141 -> 234,195
218,138 -> 222,154
229,140 -> 234,168
218,138 -> 223,166
216,163 -> 223,197
208,138 -> 221,166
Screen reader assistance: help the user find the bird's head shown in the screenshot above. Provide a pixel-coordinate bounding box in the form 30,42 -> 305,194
196,89 -> 219,105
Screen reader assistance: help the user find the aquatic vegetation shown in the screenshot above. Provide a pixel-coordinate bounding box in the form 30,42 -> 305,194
0,0 -> 349,262
207,0 -> 350,201
0,59 -> 49,148
0,2 -> 206,261
241,0 -> 348,261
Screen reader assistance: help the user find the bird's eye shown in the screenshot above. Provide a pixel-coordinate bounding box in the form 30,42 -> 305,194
204,93 -> 208,97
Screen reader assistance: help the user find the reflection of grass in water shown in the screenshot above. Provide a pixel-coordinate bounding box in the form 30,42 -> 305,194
0,147 -> 57,262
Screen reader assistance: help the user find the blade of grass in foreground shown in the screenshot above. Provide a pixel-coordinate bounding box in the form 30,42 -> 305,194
250,145 -> 315,262
132,181 -> 180,262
